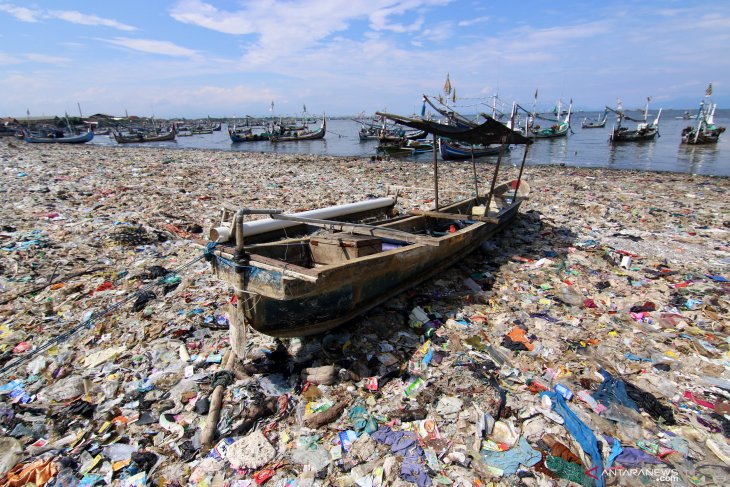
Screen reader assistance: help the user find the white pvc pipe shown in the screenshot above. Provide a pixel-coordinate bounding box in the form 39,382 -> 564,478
212,197 -> 396,241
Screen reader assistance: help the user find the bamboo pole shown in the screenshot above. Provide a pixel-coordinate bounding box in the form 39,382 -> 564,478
483,137 -> 507,213
201,349 -> 236,450
471,145 -> 479,200
512,143 -> 530,203
432,133 -> 439,211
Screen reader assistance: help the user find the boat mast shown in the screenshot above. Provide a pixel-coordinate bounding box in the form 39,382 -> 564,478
530,88 -> 538,132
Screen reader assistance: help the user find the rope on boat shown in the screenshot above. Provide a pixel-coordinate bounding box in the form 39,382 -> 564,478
0,243 -> 220,378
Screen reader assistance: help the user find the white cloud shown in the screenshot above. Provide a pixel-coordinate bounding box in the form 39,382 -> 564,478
25,53 -> 72,65
0,3 -> 41,22
49,10 -> 137,31
0,51 -> 21,63
170,0 -> 451,63
0,3 -> 136,31
458,15 -> 490,27
417,21 -> 453,43
101,37 -> 200,59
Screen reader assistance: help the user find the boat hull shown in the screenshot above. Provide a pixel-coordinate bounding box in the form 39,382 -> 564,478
609,127 -> 658,142
113,130 -> 176,143
439,139 -> 505,160
269,119 -> 326,142
23,130 -> 94,144
210,196 -> 523,337
527,125 -> 569,139
681,126 -> 725,144
581,121 -> 606,129
229,129 -> 269,142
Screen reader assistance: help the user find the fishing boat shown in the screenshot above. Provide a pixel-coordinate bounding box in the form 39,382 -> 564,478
21,129 -> 94,144
581,109 -> 608,128
675,111 -> 692,120
228,126 -> 270,142
113,126 -> 176,144
377,139 -> 434,156
438,138 -> 506,160
358,124 -> 380,141
269,118 -> 326,142
607,97 -> 661,143
357,114 -> 404,141
526,100 -> 572,139
405,129 -> 428,140
681,84 -> 725,144
204,113 -> 532,337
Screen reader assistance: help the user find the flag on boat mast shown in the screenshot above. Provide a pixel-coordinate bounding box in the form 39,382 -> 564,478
706,83 -> 713,97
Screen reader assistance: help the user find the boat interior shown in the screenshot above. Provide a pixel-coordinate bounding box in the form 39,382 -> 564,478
210,182 -> 528,271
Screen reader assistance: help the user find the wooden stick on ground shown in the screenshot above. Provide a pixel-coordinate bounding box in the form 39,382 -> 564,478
201,349 -> 237,450
201,291 -> 248,450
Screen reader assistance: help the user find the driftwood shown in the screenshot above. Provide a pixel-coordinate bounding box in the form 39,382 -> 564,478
201,350 -> 237,449
303,398 -> 351,429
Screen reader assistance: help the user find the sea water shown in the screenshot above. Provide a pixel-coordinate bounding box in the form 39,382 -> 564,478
89,109 -> 730,176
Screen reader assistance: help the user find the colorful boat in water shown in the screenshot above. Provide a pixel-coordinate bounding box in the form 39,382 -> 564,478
22,129 -> 94,144
113,126 -> 176,144
228,126 -> 270,142
269,118 -> 326,142
526,100 -> 572,139
581,109 -> 608,129
681,84 -> 725,145
438,138 -> 506,160
608,97 -> 661,143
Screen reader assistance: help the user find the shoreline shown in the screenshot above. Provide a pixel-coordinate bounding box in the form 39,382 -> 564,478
0,141 -> 729,484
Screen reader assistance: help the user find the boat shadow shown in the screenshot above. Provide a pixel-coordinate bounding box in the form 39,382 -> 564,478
252,210 -> 577,397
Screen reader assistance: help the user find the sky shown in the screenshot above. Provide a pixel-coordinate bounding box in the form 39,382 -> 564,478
1,0 -> 729,118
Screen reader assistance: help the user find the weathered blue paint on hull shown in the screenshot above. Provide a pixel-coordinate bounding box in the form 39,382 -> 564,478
235,203 -> 521,336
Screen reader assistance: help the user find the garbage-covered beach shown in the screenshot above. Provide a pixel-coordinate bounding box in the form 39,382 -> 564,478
1,141 -> 729,486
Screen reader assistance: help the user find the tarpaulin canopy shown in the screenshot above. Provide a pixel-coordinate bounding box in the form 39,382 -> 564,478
376,111 -> 533,146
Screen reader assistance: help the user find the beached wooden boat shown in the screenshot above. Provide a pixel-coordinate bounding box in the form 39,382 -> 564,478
207,181 -> 528,337
269,118 -> 326,142
205,113 -> 532,337
22,129 -> 94,144
608,98 -> 662,143
438,138 -> 506,160
681,85 -> 725,144
113,126 -> 176,144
